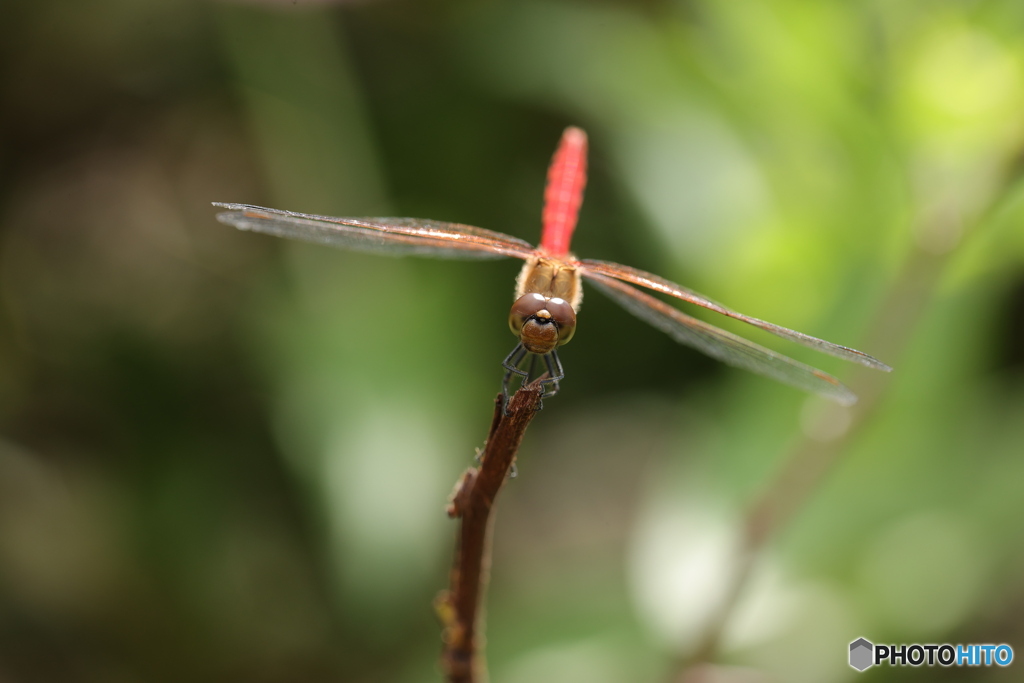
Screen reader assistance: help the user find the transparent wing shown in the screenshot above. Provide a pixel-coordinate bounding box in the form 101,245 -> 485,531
214,203 -> 537,260
583,271 -> 858,405
579,259 -> 890,372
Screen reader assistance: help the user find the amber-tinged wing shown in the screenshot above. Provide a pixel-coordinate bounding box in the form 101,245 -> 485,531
579,259 -> 891,372
583,271 -> 859,405
214,203 -> 537,260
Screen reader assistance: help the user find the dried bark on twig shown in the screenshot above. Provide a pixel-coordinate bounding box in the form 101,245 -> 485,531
436,381 -> 544,683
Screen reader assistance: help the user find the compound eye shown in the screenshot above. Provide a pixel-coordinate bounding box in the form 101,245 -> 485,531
508,293 -> 548,335
546,297 -> 577,345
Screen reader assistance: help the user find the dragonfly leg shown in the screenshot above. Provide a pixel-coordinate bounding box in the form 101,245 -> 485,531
501,343 -> 529,414
502,346 -> 564,414
540,350 -> 565,399
525,353 -> 546,410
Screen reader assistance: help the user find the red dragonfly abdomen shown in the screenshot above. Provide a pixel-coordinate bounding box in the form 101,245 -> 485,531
540,127 -> 588,257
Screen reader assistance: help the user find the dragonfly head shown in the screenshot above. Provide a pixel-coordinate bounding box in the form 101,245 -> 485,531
509,293 -> 576,354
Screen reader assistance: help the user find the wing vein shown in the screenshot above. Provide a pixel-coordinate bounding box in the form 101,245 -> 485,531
583,271 -> 858,405
213,203 -> 536,260
580,259 -> 890,372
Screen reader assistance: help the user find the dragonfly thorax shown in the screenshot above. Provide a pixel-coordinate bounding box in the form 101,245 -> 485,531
509,293 -> 576,354
515,257 -> 582,308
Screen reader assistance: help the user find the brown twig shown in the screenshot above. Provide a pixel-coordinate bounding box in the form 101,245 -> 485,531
436,381 -> 544,683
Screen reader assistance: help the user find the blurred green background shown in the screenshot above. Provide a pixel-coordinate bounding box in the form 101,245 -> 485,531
2,1 -> 1024,682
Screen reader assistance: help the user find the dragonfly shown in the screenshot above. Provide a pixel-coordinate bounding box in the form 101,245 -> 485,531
214,127 -> 890,407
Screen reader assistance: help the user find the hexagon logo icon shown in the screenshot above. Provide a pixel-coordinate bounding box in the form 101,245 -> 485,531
849,638 -> 874,671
